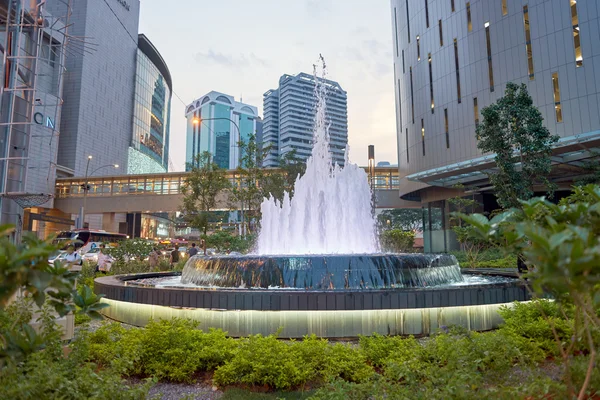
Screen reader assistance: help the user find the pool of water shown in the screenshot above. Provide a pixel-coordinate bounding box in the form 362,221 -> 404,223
126,273 -> 518,290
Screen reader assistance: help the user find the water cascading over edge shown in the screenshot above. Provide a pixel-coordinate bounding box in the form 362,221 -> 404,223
256,56 -> 378,255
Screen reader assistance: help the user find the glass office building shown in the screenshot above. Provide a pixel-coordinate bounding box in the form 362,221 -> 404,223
185,91 -> 258,170
129,34 -> 172,174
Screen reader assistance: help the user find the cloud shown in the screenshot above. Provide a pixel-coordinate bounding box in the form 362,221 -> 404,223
194,50 -> 269,68
305,0 -> 332,18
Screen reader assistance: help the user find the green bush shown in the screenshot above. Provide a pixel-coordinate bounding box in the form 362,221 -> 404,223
214,333 -> 303,390
498,300 -> 574,355
450,248 -> 516,268
0,305 -> 151,400
358,333 -> 421,368
214,334 -> 373,390
87,319 -> 236,382
380,230 -> 415,253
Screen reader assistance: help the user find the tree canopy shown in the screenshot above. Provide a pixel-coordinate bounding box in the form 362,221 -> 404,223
476,82 -> 559,209
181,152 -> 230,234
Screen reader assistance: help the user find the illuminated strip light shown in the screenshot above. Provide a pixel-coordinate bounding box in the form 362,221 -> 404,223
99,297 -> 526,338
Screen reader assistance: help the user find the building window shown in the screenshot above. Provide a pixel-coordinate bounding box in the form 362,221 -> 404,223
502,0 -> 508,15
473,97 -> 479,130
410,66 -> 415,123
428,53 -> 434,113
417,35 -> 421,61
439,19 -> 443,46
454,38 -> 461,103
402,50 -> 405,73
451,0 -> 455,12
552,72 -> 563,122
394,7 -> 399,56
397,78 -> 402,124
406,0 -> 411,43
444,108 -> 450,148
466,2 -> 472,32
571,0 -> 582,67
406,128 -> 409,163
523,5 -> 534,79
485,22 -> 494,92
425,0 -> 430,28
421,119 -> 425,156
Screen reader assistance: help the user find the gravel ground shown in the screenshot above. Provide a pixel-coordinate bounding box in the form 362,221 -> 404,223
146,382 -> 222,400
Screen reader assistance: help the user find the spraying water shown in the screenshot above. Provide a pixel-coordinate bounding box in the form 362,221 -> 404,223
256,56 -> 379,255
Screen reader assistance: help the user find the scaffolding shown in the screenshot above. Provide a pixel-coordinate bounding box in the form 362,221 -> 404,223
0,0 -> 75,240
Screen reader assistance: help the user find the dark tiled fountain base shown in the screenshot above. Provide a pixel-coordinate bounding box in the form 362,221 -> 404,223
95,271 -> 529,338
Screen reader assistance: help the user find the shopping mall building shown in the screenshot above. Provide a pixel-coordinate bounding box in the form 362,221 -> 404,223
1,0 -> 175,240
391,0 -> 600,252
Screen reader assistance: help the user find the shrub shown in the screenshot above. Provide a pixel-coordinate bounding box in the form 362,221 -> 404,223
359,333 -> 421,369
498,300 -> 574,355
380,230 -> 415,253
214,333 -> 302,390
87,319 -> 236,382
214,333 -> 372,390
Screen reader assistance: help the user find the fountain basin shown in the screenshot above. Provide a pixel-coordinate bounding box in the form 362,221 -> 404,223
94,268 -> 529,338
180,253 -> 463,290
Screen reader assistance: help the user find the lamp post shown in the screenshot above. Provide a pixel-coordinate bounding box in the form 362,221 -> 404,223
368,145 -> 375,212
78,155 -> 119,229
192,117 -> 242,165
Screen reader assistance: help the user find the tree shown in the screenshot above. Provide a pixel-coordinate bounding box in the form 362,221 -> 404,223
230,134 -> 269,235
476,82 -> 559,209
181,152 -> 231,235
377,209 -> 422,232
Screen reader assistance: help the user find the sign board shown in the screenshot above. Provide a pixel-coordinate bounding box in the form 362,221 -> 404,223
29,213 -> 74,225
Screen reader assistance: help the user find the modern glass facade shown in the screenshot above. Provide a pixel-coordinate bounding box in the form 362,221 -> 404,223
185,92 -> 258,170
129,34 -> 172,174
391,1 -> 600,252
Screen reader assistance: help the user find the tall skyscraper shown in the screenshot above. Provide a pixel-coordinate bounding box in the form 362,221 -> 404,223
262,73 -> 348,167
184,92 -> 258,170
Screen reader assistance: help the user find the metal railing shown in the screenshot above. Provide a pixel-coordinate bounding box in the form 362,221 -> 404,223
55,167 -> 400,198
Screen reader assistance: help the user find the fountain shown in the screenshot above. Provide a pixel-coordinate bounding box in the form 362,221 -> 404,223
94,57 -> 530,337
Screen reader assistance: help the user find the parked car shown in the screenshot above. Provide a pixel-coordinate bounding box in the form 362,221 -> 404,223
48,250 -> 67,265
82,248 -> 101,263
178,246 -> 188,258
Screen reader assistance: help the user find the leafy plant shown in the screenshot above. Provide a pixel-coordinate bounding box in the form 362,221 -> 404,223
105,239 -> 153,264
379,230 -> 415,253
181,151 -> 231,235
456,185 -> 600,398
476,82 -> 559,209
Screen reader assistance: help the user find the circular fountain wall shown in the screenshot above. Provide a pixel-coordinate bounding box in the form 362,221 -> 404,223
94,253 -> 529,338
180,253 -> 463,290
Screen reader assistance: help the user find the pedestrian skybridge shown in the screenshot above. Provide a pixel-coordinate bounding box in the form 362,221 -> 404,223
54,167 -> 413,215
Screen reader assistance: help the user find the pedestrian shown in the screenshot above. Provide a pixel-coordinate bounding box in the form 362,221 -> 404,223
97,244 -> 114,273
188,243 -> 199,257
170,247 -> 179,268
149,247 -> 159,269
64,245 -> 82,270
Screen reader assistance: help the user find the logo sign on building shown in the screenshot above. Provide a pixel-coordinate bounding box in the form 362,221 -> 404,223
116,0 -> 130,11
33,112 -> 55,129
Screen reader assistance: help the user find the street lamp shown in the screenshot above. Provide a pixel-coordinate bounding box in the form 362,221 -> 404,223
192,117 -> 242,160
368,145 -> 375,212
78,155 -> 119,229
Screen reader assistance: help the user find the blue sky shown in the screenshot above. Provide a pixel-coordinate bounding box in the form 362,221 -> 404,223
139,0 -> 395,170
